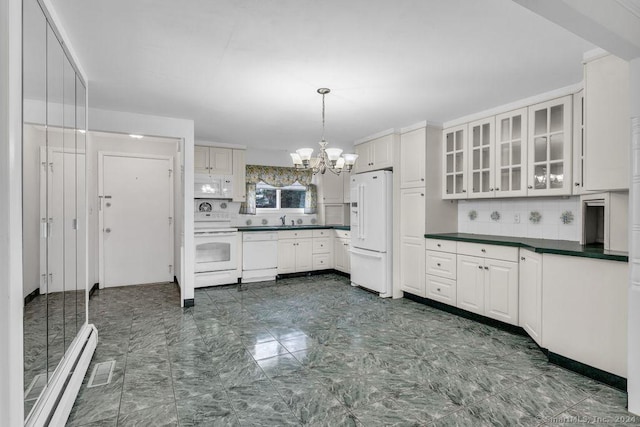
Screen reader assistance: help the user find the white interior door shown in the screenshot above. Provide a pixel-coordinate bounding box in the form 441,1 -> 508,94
100,153 -> 174,287
40,148 -> 86,293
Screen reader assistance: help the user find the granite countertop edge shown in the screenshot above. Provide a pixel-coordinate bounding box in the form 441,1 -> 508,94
424,233 -> 629,262
238,225 -> 350,232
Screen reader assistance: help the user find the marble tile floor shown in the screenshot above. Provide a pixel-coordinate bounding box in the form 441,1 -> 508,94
67,274 -> 638,426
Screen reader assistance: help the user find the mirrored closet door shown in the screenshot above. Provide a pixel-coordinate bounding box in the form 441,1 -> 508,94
22,0 -> 88,419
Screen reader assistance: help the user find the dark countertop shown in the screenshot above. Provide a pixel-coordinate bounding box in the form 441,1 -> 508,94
238,225 -> 350,232
424,233 -> 628,262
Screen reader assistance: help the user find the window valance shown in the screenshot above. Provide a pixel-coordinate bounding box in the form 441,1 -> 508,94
245,165 -> 313,186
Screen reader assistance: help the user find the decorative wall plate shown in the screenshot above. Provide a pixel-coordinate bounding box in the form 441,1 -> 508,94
310,218 -> 317,224
261,218 -> 268,225
490,211 -> 501,222
560,210 -> 574,225
245,219 -> 252,225
529,211 -> 542,224
468,210 -> 478,221
297,218 -> 303,224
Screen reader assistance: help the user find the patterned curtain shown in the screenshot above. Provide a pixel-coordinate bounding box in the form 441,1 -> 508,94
239,165 -> 317,215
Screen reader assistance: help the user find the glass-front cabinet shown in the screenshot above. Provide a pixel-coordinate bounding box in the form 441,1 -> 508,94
442,124 -> 467,199
527,96 -> 572,196
495,108 -> 528,197
468,118 -> 495,198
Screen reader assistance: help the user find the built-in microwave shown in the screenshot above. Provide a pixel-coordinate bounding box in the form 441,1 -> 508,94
194,174 -> 233,199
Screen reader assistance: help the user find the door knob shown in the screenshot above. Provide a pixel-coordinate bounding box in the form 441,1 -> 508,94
105,228 -> 111,233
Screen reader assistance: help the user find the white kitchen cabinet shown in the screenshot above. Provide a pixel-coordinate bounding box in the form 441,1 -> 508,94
399,188 -> 426,296
527,96 -> 572,196
542,254 -> 628,378
312,230 -> 333,270
342,171 -> 351,203
400,128 -> 426,188
320,171 -> 344,204
424,239 -> 458,304
518,249 -> 542,346
426,275 -> 456,305
354,134 -> 394,173
194,145 -> 233,175
456,255 -> 485,315
194,145 -> 210,174
442,124 -> 467,199
232,149 -> 246,202
455,246 -> 519,325
467,117 -> 495,198
583,54 -> 630,191
495,108 -> 527,197
277,230 -> 313,274
483,258 -> 518,324
334,236 -> 350,274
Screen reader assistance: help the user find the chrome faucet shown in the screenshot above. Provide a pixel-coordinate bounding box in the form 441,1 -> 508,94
280,215 -> 286,225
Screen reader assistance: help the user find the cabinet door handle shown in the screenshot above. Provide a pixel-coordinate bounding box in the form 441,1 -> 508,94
489,187 -> 494,191
421,193 -> 424,197
478,265 -> 483,270
521,256 -> 525,261
495,188 -> 499,191
481,248 -> 486,253
528,185 -> 533,189
421,178 -> 425,181
484,266 -> 489,270
462,189 -> 467,193
575,182 -> 580,187
437,288 -> 441,292
437,243 -> 441,247
436,263 -> 441,267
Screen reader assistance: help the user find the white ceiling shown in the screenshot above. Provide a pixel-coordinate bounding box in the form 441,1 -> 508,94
49,0 -> 594,153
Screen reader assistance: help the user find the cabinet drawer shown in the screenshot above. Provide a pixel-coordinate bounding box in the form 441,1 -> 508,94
334,229 -> 351,239
425,238 -> 456,253
312,253 -> 332,270
426,275 -> 457,305
278,230 -> 313,240
457,241 -> 518,262
426,250 -> 456,280
313,238 -> 332,253
312,229 -> 332,238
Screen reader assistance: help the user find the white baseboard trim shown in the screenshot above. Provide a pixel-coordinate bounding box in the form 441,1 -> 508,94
25,323 -> 98,427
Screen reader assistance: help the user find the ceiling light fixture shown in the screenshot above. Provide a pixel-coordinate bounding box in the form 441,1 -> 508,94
290,88 -> 357,175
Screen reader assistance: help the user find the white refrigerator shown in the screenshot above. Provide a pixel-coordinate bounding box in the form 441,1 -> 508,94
350,170 -> 393,297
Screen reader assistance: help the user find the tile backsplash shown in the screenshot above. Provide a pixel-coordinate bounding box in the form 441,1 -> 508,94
457,197 -> 580,242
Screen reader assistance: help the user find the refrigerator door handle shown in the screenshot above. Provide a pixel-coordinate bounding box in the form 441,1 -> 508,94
358,184 -> 365,240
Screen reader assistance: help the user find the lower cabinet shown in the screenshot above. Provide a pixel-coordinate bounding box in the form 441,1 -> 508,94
400,240 -> 426,297
277,230 -> 313,274
312,230 -> 333,270
334,237 -> 350,273
519,249 -> 542,346
426,274 -> 456,305
456,255 -> 518,324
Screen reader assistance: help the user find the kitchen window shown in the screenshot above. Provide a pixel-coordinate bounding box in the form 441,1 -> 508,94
256,181 -> 306,212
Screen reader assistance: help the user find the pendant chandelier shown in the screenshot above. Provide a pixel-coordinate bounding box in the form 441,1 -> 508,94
290,88 -> 358,175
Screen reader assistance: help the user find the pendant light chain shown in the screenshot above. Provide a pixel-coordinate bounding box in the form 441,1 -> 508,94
321,91 -> 326,142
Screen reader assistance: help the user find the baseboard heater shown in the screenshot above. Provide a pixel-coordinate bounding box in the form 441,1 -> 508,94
25,323 -> 98,427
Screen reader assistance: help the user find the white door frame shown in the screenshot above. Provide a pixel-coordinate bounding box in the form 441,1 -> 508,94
98,151 -> 174,288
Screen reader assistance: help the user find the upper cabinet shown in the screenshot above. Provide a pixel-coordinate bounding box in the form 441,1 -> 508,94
527,96 -> 572,196
442,94 -> 574,199
194,146 -> 233,175
495,108 -> 527,197
231,149 -> 246,202
400,128 -> 426,188
354,133 -> 394,174
195,145 -> 246,202
467,117 -> 495,198
442,125 -> 467,199
583,54 -> 630,191
319,171 -> 344,204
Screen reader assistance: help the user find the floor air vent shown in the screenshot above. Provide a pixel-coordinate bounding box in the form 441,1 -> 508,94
25,373 -> 49,401
87,360 -> 115,388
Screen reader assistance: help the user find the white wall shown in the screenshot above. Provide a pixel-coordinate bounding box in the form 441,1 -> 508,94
628,57 -> 640,415
0,0 -> 25,423
246,147 -> 299,167
457,197 -> 580,241
88,108 -> 195,304
86,132 -> 181,289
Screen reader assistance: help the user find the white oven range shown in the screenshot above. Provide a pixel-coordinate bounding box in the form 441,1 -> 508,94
194,199 -> 241,288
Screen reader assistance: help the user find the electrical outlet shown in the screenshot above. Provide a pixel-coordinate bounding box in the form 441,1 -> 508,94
514,214 -> 520,224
